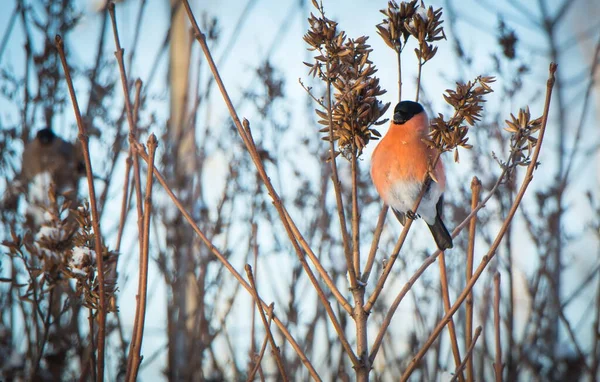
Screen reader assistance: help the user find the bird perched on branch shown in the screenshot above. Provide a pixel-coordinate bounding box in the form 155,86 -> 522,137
7,127 -> 86,227
21,127 -> 85,191
371,101 -> 453,250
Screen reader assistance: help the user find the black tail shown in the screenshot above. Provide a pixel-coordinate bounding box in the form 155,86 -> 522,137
427,215 -> 453,251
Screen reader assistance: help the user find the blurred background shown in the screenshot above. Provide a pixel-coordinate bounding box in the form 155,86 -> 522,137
0,0 -> 598,380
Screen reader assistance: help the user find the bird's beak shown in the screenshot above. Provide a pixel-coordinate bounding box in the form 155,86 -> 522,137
393,112 -> 407,124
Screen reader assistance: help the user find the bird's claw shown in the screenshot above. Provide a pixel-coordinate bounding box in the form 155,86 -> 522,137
406,210 -> 417,220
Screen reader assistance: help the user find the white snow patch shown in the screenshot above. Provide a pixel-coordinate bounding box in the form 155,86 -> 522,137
71,246 -> 95,267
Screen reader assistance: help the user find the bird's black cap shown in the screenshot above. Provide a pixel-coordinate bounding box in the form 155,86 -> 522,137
393,101 -> 424,124
36,128 -> 56,145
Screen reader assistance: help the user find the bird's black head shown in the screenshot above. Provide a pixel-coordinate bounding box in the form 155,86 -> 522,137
36,128 -> 56,145
393,101 -> 424,124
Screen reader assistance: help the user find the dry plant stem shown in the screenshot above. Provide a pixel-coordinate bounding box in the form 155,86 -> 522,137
107,5 -> 148,370
115,80 -> 143,252
591,261 -> 600,378
55,35 -> 107,382
466,177 -> 480,382
450,326 -> 482,382
364,153 -> 441,312
182,1 -> 358,368
31,289 -> 54,379
245,265 -> 289,382
247,309 -> 274,382
135,148 -> 322,381
325,63 -> 357,289
108,3 -> 136,134
361,205 -> 389,284
397,49 -> 402,101
493,273 -> 503,382
351,148 -> 360,279
349,147 -> 369,380
415,61 -> 422,102
107,4 -> 145,249
400,63 -> 557,381
438,252 -> 465,382
127,136 -> 157,382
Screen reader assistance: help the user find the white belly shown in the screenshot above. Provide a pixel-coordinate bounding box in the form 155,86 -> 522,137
384,179 -> 442,225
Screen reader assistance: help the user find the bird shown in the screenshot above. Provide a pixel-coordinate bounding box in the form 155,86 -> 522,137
370,100 -> 453,250
18,128 -> 86,227
21,128 -> 85,187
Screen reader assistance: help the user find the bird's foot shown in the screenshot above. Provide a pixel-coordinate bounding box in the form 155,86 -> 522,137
406,210 -> 418,220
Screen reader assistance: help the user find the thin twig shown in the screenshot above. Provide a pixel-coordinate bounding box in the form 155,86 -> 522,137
245,265 -> 289,382
450,327 -> 483,382
361,205 -> 388,284
55,35 -> 107,381
247,309 -> 273,382
493,272 -> 503,382
439,252 -> 465,382
466,176 -> 481,382
400,63 -> 557,381
115,80 -> 143,252
127,135 -> 157,382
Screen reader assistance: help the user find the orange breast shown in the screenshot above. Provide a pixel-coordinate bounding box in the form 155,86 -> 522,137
371,118 -> 446,200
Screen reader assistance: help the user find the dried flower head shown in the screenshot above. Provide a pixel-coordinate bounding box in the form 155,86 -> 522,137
498,19 -> 518,60
304,2 -> 390,160
504,107 -> 542,167
378,1 -> 445,63
426,76 -> 495,161
377,0 -> 418,52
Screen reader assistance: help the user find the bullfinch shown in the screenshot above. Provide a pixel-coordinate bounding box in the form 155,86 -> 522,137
21,127 -> 85,191
370,101 -> 453,250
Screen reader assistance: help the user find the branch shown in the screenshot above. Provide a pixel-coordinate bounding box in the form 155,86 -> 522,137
400,62 -> 557,381
127,135 -> 157,382
450,326 -> 482,382
245,265 -> 289,382
55,35 -> 107,381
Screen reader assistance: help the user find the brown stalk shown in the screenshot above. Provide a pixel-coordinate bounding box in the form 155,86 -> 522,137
439,252 -> 465,382
397,49 -> 402,101
134,146 -> 322,380
400,62 -> 557,381
106,5 -> 148,373
364,153 -> 441,313
55,35 -> 108,382
351,147 -> 361,279
245,265 -> 289,382
493,272 -> 503,382
450,326 -> 483,382
107,4 -> 145,247
592,255 -> 600,378
115,79 -> 143,253
349,146 -> 369,381
416,59 -> 423,101
127,135 -> 157,382
181,0 -> 358,368
247,306 -> 274,382
466,176 -> 481,382
361,205 -> 389,284
325,62 -> 357,290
